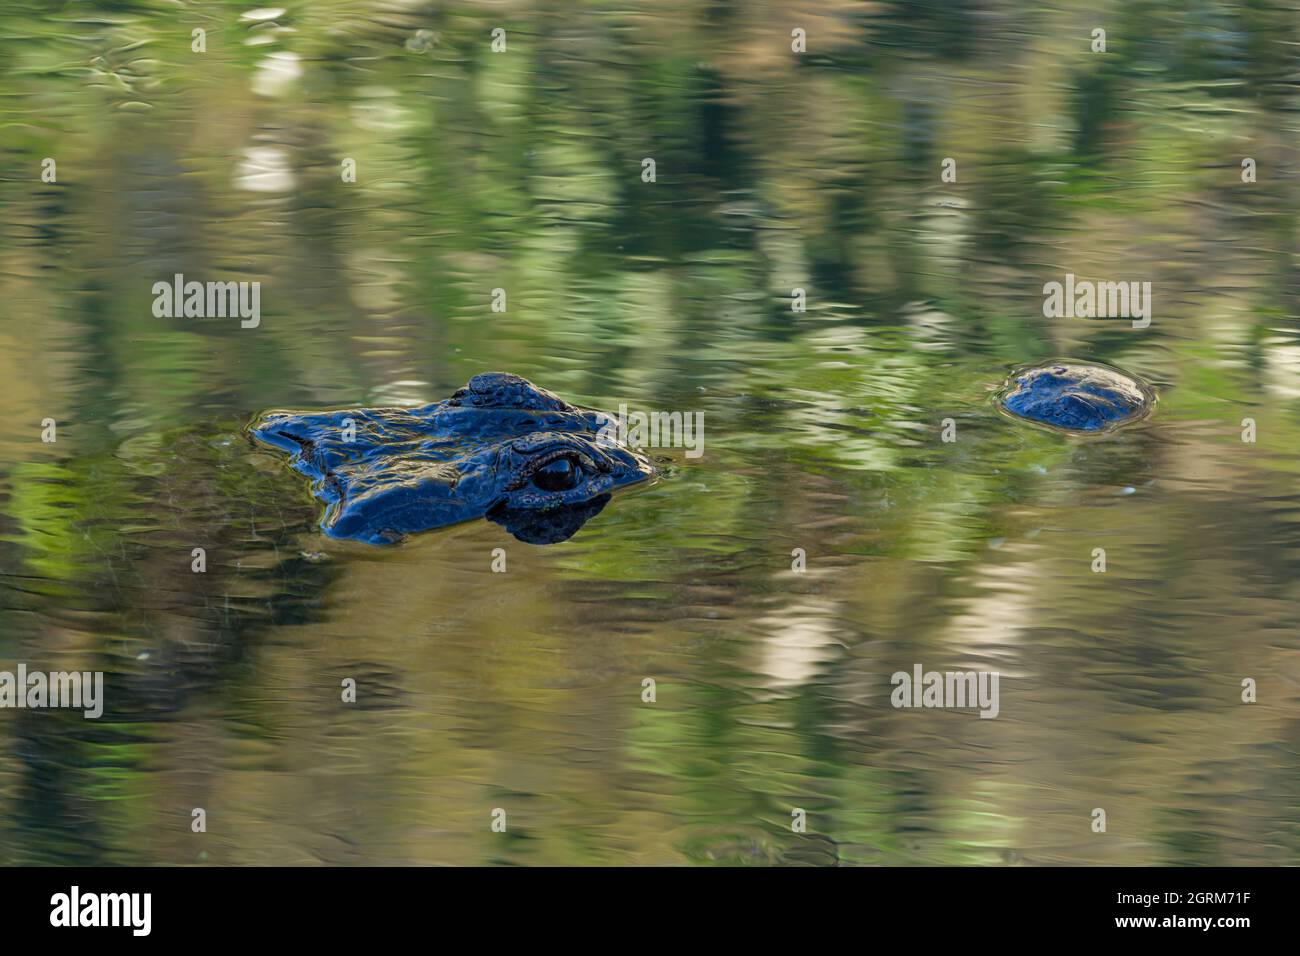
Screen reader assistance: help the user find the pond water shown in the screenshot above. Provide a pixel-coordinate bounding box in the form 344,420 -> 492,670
1,1 -> 1298,865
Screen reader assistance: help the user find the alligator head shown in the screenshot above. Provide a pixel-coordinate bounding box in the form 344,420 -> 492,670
249,373 -> 654,544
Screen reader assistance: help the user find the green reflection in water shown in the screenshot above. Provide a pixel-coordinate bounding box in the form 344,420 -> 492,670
0,0 -> 1298,865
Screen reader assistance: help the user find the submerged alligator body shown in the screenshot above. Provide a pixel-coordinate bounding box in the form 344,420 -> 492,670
250,373 -> 654,545
995,361 -> 1156,434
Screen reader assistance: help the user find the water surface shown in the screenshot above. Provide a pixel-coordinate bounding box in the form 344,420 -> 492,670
1,0 -> 1298,865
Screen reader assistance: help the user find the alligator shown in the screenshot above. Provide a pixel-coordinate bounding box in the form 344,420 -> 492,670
994,361 -> 1156,433
249,373 -> 655,545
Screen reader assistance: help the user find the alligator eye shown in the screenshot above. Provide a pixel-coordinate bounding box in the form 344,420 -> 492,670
532,456 -> 580,492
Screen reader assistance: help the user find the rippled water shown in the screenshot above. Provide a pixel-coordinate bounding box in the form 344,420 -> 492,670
2,1 -> 1299,865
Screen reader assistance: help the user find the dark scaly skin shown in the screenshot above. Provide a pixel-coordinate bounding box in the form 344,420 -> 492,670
995,361 -> 1156,433
249,373 -> 655,544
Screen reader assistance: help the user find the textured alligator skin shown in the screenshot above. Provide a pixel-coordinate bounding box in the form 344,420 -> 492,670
250,373 -> 654,544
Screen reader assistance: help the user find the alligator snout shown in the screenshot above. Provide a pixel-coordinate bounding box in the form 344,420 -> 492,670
995,361 -> 1156,434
